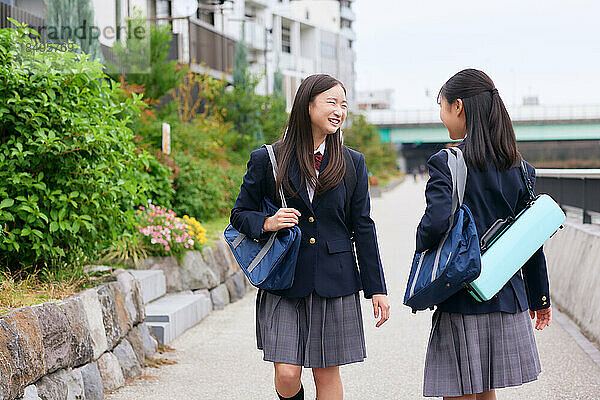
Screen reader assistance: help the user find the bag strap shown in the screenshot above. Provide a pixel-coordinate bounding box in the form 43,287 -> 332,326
264,144 -> 288,208
342,146 -> 357,240
519,159 -> 535,203
442,147 -> 468,231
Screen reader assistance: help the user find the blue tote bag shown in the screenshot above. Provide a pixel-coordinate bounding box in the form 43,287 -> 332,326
403,148 -> 481,313
223,144 -> 301,290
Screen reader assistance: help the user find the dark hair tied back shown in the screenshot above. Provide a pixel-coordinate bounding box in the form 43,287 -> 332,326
438,69 -> 520,171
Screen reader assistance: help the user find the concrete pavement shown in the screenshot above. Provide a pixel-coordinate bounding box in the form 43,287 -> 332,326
107,179 -> 600,399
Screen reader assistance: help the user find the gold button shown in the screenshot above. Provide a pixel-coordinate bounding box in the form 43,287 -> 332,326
308,217 -> 315,223
542,296 -> 547,301
309,237 -> 316,244
543,301 -> 547,305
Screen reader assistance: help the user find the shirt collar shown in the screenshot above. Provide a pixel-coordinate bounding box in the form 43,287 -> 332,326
314,139 -> 326,155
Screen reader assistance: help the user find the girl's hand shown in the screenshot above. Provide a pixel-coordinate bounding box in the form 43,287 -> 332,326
372,294 -> 390,328
529,306 -> 552,330
263,208 -> 301,231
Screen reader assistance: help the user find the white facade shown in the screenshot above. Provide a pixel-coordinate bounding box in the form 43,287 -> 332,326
358,89 -> 394,111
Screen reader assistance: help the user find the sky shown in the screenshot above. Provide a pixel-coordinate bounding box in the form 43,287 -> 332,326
353,0 -> 600,110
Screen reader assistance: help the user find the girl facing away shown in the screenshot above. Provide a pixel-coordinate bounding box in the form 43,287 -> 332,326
416,69 -> 552,400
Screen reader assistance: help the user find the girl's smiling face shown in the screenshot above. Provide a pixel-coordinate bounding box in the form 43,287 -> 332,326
439,96 -> 467,140
309,84 -> 348,136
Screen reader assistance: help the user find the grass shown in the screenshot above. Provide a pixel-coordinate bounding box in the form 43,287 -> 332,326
200,215 -> 230,246
0,264 -> 112,316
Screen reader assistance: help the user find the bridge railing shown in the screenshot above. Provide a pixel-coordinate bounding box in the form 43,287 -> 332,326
536,169 -> 600,224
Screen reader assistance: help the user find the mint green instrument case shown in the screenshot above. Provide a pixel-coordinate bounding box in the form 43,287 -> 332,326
465,163 -> 566,302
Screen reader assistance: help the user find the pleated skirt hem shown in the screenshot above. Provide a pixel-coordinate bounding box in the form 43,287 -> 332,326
256,289 -> 367,369
423,310 -> 542,397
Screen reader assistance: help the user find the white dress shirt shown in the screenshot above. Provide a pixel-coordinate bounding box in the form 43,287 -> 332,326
308,139 -> 326,203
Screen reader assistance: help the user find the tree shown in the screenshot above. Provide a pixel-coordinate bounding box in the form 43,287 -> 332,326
45,0 -> 103,62
107,13 -> 184,102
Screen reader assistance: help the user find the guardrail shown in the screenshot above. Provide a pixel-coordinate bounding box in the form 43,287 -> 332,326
536,169 -> 600,224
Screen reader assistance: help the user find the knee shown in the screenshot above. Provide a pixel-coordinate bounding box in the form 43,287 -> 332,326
275,365 -> 302,386
312,367 -> 339,385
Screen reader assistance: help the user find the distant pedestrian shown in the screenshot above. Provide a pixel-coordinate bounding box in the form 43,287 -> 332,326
415,69 -> 552,400
230,74 -> 390,400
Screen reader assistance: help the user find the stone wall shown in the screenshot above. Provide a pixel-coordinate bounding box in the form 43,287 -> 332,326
544,221 -> 600,344
139,237 -> 250,312
0,271 -> 158,400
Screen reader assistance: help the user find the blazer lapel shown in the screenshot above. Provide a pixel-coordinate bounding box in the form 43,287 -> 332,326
289,155 -> 314,214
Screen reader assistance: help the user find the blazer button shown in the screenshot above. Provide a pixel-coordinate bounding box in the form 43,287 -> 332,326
308,216 -> 315,223
541,296 -> 547,301
543,301 -> 547,305
309,237 -> 316,244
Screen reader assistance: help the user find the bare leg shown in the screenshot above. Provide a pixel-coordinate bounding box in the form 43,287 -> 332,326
444,395 -> 477,400
312,367 -> 342,400
274,363 -> 303,398
476,390 -> 497,400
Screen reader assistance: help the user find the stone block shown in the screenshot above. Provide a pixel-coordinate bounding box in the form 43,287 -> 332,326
76,289 -> 108,360
127,270 -> 166,304
209,284 -> 230,310
193,289 -> 210,300
141,256 -> 182,292
56,298 -> 93,367
180,251 -> 219,291
115,271 -> 145,324
36,368 -> 85,400
31,303 -> 74,374
110,282 -> 132,336
226,271 -> 247,303
3,307 -> 46,387
35,373 -> 66,400
75,362 -> 103,400
138,323 -> 158,357
96,283 -> 129,350
0,318 -> 26,399
202,246 -> 227,284
113,339 -> 142,380
96,352 -> 124,393
126,325 -> 145,366
21,385 -> 41,400
213,237 -> 239,278
145,293 -> 211,345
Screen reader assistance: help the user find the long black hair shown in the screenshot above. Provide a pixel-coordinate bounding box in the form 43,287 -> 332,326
438,69 -> 520,171
275,74 -> 346,198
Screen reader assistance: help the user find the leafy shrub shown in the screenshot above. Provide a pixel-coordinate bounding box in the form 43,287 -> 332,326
0,23 -> 169,270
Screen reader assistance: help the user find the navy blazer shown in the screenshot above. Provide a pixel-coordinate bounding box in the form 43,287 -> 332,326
230,142 -> 387,299
416,143 -> 551,314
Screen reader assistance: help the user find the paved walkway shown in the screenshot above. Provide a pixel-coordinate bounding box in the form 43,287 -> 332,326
107,180 -> 600,399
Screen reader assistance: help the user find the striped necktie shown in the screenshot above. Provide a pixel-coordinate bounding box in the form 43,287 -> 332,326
314,152 -> 323,171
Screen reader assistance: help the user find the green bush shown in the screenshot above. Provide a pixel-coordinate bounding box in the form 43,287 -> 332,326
0,23 -> 170,270
172,152 -> 243,222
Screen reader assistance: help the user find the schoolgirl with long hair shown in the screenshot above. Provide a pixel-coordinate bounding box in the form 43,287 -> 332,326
416,69 -> 552,399
230,74 -> 390,400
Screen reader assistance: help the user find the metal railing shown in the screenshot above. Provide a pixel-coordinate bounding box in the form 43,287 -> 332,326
0,2 -> 44,31
536,169 -> 600,224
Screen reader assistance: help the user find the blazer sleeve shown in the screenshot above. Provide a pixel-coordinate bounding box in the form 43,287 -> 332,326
520,163 -> 551,311
349,152 -> 387,299
230,149 -> 272,240
415,151 -> 453,253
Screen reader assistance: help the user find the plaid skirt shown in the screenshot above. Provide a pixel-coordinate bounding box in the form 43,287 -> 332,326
424,310 -> 541,397
255,289 -> 366,368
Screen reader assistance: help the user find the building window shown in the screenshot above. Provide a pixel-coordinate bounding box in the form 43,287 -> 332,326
282,26 -> 291,53
197,9 -> 215,25
341,19 -> 352,29
340,0 -> 351,8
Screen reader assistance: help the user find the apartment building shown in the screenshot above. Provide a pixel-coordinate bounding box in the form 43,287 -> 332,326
1,0 -> 358,110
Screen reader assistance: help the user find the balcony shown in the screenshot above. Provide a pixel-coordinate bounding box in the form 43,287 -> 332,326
245,0 -> 269,8
0,2 -> 44,30
298,56 -> 315,74
279,51 -> 295,70
340,5 -> 356,22
244,21 -> 266,51
341,26 -> 356,41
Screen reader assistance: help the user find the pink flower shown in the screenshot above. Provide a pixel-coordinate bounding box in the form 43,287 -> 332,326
165,246 -> 170,251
